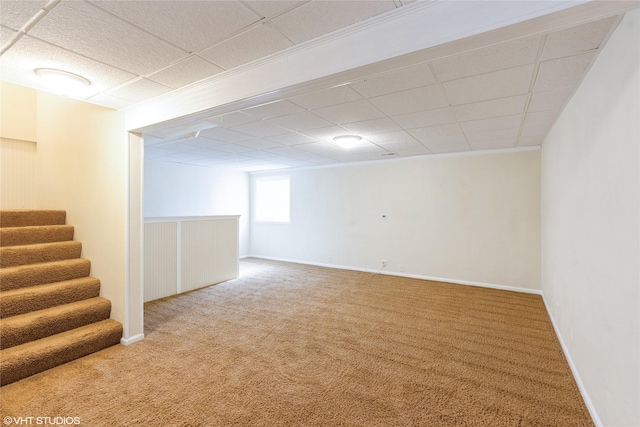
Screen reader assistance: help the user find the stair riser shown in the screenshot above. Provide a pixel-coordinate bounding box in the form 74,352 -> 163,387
1,298 -> 112,349
0,278 -> 101,318
0,259 -> 91,292
0,241 -> 82,268
0,320 -> 122,386
0,226 -> 74,247
0,210 -> 66,228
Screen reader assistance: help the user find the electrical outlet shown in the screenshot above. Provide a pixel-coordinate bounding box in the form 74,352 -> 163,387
381,260 -> 387,268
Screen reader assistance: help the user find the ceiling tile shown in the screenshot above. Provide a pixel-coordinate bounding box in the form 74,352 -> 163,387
342,117 -> 401,135
231,120 -> 289,138
147,56 -> 223,89
541,16 -> 617,61
465,128 -> 520,143
374,137 -> 424,151
0,34 -> 138,97
85,93 -> 133,110
392,107 -> 456,129
242,1 -> 306,19
298,126 -> 349,141
365,130 -> 420,146
370,85 -> 449,116
469,138 -> 518,151
518,135 -> 545,147
182,148 -> 233,158
181,157 -> 236,167
0,0 -> 46,30
390,144 -> 431,157
296,141 -> 341,155
270,1 -> 396,44
289,85 -> 362,110
235,139 -> 284,150
349,62 -> 436,98
424,135 -> 469,147
460,114 -> 522,134
453,94 -> 528,122
432,35 -> 541,82
267,111 -> 333,132
242,150 -> 282,159
154,152 -> 208,163
180,137 -> 227,149
266,146 -> 336,163
90,0 -> 260,52
267,132 -> 315,146
153,142 -> 199,153
199,24 -> 293,70
528,88 -> 573,112
243,100 -> 306,120
314,99 -> 385,124
534,52 -> 595,92
1,25 -> 16,45
199,127 -> 254,143
209,144 -> 255,154
408,124 -> 463,144
29,1 -> 187,75
107,78 -> 172,103
443,65 -> 535,105
144,146 -> 178,159
521,110 -> 560,137
204,112 -> 258,128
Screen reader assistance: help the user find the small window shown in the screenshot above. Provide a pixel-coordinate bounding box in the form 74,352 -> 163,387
255,177 -> 290,223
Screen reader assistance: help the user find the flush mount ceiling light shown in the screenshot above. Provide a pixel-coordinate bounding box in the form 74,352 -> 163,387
35,68 -> 91,97
332,135 -> 362,150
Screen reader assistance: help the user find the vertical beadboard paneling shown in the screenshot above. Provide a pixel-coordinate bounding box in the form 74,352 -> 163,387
181,219 -> 239,293
0,138 -> 37,209
144,221 -> 178,302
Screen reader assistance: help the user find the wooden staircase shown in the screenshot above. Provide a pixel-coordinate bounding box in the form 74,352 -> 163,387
0,210 -> 122,386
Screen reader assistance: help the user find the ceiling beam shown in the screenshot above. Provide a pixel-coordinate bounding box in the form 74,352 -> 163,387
126,0 -> 638,134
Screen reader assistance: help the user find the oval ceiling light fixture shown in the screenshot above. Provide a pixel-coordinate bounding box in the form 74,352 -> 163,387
35,68 -> 91,97
332,134 -> 362,150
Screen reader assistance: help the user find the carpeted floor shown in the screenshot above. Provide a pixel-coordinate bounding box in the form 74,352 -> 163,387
0,258 -> 592,426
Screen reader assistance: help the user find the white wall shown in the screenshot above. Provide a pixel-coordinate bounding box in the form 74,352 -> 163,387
541,10 -> 639,427
251,149 -> 541,290
144,159 -> 250,256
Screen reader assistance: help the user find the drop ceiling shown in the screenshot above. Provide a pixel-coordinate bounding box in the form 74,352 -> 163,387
0,0 -> 631,172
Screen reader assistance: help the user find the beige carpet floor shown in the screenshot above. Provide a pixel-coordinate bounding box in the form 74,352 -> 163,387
0,258 -> 592,426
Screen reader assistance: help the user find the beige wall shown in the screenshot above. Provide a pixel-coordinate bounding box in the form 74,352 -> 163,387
36,91 -> 128,324
1,82 -> 128,326
251,149 -> 541,291
0,83 -> 39,209
541,10 -> 639,427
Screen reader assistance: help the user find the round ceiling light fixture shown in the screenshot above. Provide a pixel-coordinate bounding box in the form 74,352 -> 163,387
332,134 -> 362,150
35,68 -> 91,97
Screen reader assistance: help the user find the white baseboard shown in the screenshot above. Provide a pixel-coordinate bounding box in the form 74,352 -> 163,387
541,295 -> 602,427
245,255 -> 542,295
120,333 -> 145,346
